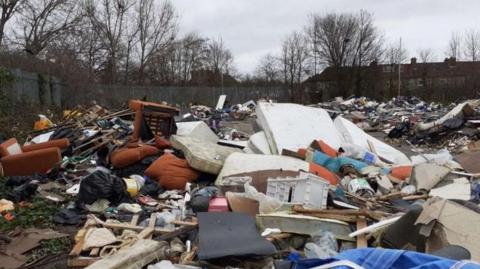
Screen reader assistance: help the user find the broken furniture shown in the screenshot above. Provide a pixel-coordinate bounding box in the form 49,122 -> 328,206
0,138 -> 69,176
129,100 -> 179,141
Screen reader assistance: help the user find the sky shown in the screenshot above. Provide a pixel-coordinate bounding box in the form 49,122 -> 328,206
174,0 -> 480,74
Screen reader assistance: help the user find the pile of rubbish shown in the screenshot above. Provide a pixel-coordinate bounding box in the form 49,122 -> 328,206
1,96 -> 480,269
316,96 -> 480,153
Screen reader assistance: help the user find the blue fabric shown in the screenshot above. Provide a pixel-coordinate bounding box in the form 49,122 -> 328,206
292,248 -> 480,269
312,151 -> 368,173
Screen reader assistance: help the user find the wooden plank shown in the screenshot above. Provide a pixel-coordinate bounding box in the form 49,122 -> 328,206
297,213 -> 357,223
130,214 -> 140,226
155,226 -> 197,241
89,247 -> 100,257
67,257 -> 101,267
356,216 -> 368,248
69,238 -> 85,257
147,213 -> 157,239
137,227 -> 154,239
171,220 -> 198,227
102,222 -> 171,234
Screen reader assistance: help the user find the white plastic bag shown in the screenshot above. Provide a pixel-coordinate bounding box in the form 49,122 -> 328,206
243,183 -> 282,214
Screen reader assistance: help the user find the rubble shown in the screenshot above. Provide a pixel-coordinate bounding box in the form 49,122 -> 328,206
1,95 -> 480,268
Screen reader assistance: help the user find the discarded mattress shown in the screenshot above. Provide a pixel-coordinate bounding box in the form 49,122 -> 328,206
334,116 -> 410,165
215,153 -> 309,186
175,121 -> 218,143
256,102 -> 342,154
171,135 -> 241,175
247,131 -> 272,155
197,212 -> 276,260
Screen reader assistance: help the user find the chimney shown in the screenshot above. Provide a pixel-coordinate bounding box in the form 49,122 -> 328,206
410,57 -> 417,64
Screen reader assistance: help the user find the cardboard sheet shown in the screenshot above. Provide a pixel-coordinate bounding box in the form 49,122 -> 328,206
455,150 -> 480,174
0,228 -> 68,269
429,177 -> 471,200
415,198 -> 480,261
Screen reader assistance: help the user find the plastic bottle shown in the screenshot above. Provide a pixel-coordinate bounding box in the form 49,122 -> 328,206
123,174 -> 145,197
340,143 -> 378,165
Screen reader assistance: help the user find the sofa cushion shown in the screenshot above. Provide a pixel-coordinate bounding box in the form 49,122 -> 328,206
0,138 -> 22,157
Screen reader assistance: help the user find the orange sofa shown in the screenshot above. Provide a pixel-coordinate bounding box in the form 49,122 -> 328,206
0,138 -> 70,176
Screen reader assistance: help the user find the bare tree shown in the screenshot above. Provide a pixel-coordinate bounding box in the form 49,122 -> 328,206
133,0 -> 177,84
446,31 -> 462,60
281,31 -> 309,89
306,13 -> 356,67
0,0 -> 23,48
418,48 -> 435,63
84,0 -> 134,83
384,40 -> 408,64
14,0 -> 80,56
255,53 -> 279,83
178,32 -> 207,82
464,29 -> 480,61
306,10 -> 383,68
205,37 -> 233,74
351,10 -> 384,67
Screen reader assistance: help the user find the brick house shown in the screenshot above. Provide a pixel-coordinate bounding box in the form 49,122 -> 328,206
301,57 -> 480,103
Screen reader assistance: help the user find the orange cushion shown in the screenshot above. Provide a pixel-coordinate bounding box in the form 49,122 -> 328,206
309,163 -> 339,185
145,153 -> 199,190
154,136 -> 172,149
318,140 -> 339,158
22,139 -> 70,152
110,145 -> 159,168
1,148 -> 61,176
390,165 -> 413,181
0,138 -> 20,157
297,148 -> 307,159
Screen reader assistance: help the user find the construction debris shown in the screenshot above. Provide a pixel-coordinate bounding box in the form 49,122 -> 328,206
1,95 -> 480,268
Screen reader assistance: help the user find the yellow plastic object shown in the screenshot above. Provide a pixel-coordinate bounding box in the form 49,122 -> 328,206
123,177 -> 140,197
34,117 -> 53,131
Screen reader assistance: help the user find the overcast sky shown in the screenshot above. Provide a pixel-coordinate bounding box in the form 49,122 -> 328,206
174,0 -> 480,74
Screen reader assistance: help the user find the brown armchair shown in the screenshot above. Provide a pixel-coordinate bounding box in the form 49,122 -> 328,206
0,138 -> 70,176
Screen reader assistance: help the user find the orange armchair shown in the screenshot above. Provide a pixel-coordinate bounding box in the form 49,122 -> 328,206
0,138 -> 70,176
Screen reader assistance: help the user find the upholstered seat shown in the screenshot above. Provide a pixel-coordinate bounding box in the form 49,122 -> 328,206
0,138 -> 69,176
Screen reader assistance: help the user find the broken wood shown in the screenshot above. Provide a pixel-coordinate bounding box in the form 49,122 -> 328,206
292,205 -> 387,221
356,216 -> 368,248
67,257 -> 101,267
402,194 -> 429,201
